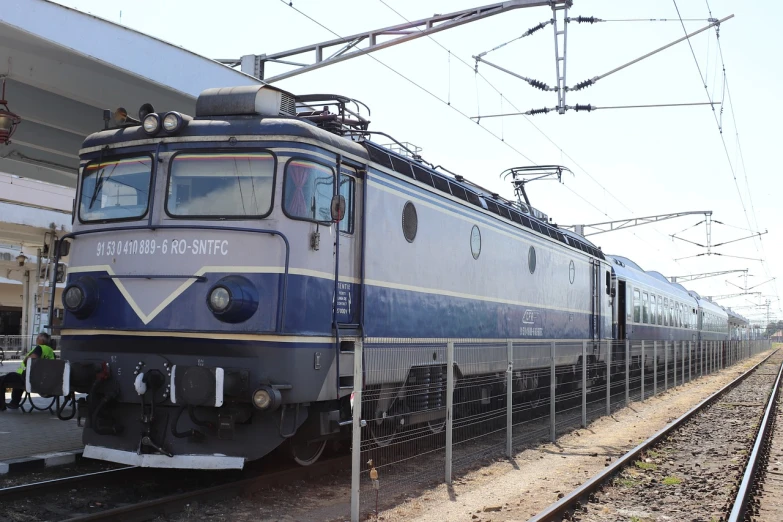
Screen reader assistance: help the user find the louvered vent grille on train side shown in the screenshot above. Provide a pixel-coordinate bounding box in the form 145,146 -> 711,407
279,93 -> 296,117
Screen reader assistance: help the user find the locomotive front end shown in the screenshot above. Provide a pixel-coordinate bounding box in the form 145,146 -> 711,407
27,85 -> 361,468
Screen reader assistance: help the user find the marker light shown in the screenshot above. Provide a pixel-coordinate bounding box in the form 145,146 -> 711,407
252,386 -> 281,411
208,287 -> 231,313
142,113 -> 160,134
252,388 -> 271,409
162,112 -> 183,133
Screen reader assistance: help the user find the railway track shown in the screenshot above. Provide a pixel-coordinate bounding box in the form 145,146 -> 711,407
527,348 -> 782,522
728,350 -> 783,521
0,455 -> 350,521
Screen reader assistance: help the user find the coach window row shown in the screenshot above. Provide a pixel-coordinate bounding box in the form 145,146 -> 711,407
631,287 -> 695,328
702,311 -> 728,333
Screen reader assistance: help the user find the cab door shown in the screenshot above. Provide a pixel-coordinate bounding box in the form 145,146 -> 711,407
334,164 -> 362,328
590,259 -> 601,340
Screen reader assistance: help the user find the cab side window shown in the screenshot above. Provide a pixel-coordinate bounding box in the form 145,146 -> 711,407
338,174 -> 355,234
283,159 -> 335,223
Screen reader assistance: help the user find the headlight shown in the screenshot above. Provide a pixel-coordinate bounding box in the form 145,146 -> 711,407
142,113 -> 160,134
162,112 -> 182,133
63,286 -> 84,311
61,276 -> 99,319
208,287 -> 231,313
206,276 -> 258,323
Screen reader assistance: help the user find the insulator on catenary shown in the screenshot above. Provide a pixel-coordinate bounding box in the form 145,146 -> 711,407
573,104 -> 593,112
526,107 -> 551,116
569,79 -> 595,91
568,16 -> 602,24
528,79 -> 552,91
523,20 -> 551,37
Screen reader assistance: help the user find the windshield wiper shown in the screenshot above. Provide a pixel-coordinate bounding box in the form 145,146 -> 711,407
88,159 -> 120,210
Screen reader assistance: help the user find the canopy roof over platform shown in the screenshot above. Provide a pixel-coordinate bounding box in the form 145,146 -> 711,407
0,0 -> 263,188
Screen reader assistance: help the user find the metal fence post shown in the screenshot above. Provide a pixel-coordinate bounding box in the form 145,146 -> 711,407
700,340 -> 703,376
350,339 -> 364,522
641,340 -> 645,401
664,341 -> 668,391
581,340 -> 587,428
445,341 -> 454,485
625,340 -> 630,405
681,341 -> 685,384
550,341 -> 556,442
506,340 -> 513,459
688,340 -> 692,383
673,341 -> 677,388
653,341 -> 658,396
606,340 -> 611,416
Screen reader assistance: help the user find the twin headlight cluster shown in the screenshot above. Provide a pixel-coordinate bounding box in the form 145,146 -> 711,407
142,111 -> 189,135
63,275 -> 258,323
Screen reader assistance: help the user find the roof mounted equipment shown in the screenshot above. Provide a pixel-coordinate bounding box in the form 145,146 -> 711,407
196,85 -> 297,118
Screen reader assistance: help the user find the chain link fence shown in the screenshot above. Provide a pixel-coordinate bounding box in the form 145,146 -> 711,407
350,338 -> 772,521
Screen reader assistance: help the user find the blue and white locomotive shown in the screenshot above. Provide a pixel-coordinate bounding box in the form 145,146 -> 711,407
28,85 -> 743,469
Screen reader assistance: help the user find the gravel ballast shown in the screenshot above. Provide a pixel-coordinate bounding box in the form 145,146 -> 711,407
572,351 -> 783,522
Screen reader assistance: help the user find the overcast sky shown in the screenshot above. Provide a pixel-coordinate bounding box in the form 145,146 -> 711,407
55,0 -> 782,324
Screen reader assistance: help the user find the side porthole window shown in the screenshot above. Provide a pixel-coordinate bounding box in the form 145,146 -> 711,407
402,201 -> 418,243
528,245 -> 536,274
568,260 -> 575,284
470,225 -> 481,259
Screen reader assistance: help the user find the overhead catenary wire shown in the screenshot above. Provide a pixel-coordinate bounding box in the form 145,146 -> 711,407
599,18 -> 716,22
674,0 -> 780,314
281,1 -> 698,268
471,102 -> 717,119
276,0 -> 535,165
374,0 -> 699,266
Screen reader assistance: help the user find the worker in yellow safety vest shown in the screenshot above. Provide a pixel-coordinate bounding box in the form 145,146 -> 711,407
1,332 -> 55,410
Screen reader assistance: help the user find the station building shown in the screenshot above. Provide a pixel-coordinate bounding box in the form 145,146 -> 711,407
0,0 -> 261,344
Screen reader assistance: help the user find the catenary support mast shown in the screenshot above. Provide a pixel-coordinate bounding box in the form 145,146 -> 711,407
216,0 -> 569,83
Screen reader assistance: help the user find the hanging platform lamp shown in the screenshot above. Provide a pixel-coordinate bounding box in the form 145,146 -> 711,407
0,78 -> 21,145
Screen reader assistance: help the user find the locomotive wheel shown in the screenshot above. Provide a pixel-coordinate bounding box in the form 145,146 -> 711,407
291,439 -> 327,466
370,409 -> 400,447
427,418 -> 446,434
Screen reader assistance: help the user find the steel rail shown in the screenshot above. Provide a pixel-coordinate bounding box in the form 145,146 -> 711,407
64,456 -> 351,521
528,348 -> 780,522
727,354 -> 783,521
0,466 -> 139,500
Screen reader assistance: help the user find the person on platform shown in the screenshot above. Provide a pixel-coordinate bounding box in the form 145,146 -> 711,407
0,332 -> 55,410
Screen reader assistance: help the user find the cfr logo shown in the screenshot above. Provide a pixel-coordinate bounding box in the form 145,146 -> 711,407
522,310 -> 540,325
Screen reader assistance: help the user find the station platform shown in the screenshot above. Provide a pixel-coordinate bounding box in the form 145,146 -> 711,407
1,373 -> 84,467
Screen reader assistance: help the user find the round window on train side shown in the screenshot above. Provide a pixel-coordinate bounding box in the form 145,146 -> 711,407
528,246 -> 536,274
470,225 -> 481,259
402,201 -> 418,243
